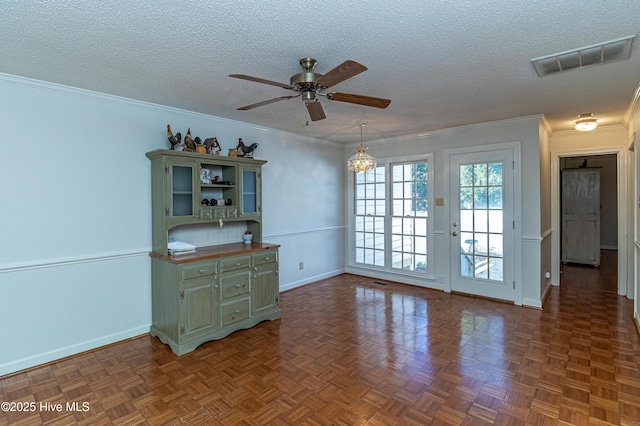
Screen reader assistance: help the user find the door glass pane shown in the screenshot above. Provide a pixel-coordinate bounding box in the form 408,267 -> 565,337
460,210 -> 473,232
474,210 -> 488,233
474,187 -> 488,209
488,163 -> 503,185
459,161 -> 504,282
460,164 -> 473,186
474,163 -> 487,186
489,210 -> 503,233
489,187 -> 502,209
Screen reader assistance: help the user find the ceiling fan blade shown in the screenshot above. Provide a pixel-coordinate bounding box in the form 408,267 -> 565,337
237,95 -> 299,111
315,60 -> 367,88
306,100 -> 326,121
229,74 -> 296,90
327,92 -> 391,109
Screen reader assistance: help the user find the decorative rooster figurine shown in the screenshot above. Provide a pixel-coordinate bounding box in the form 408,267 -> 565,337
236,138 -> 259,158
167,124 -> 181,150
184,128 -> 197,152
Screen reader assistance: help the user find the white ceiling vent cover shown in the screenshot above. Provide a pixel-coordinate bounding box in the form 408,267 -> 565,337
531,35 -> 635,77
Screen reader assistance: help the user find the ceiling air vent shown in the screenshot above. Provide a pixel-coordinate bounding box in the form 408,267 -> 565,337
531,35 -> 635,77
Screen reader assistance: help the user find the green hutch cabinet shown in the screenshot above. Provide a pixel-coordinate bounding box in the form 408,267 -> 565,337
146,149 -> 280,355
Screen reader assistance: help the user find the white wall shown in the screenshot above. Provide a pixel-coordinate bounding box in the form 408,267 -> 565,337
539,122 -> 553,303
344,116 -> 544,307
627,83 -> 640,329
0,74 -> 345,376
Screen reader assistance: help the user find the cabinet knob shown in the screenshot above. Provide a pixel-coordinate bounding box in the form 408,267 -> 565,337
235,262 -> 241,267
234,283 -> 241,288
265,257 -> 270,261
214,284 -> 219,289
199,269 -> 205,274
234,308 -> 240,314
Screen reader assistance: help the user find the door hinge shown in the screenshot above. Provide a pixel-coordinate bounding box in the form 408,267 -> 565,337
513,221 -> 515,229
180,290 -> 184,300
513,281 -> 515,289
180,325 -> 185,335
165,166 -> 169,174
165,208 -> 170,216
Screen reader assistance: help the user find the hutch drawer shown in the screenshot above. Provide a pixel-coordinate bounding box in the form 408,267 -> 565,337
221,298 -> 250,326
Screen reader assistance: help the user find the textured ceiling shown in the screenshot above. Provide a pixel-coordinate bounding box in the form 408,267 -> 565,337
2,0 -> 640,143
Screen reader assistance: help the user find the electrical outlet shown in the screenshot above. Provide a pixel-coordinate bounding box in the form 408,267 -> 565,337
299,262 -> 304,270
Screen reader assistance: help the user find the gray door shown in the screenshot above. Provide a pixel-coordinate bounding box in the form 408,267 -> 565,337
561,168 -> 601,266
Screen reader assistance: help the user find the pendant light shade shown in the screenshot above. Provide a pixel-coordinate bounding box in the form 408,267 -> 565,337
575,113 -> 598,132
347,123 -> 376,172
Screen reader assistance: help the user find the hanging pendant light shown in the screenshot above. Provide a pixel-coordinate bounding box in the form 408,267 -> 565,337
347,123 -> 376,172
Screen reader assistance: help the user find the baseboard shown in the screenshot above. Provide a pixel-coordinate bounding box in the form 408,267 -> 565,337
280,269 -> 345,292
522,297 -> 542,309
540,281 -> 553,307
0,325 -> 150,377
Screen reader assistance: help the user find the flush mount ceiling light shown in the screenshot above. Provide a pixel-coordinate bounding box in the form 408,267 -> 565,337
531,35 -> 635,77
347,123 -> 376,172
575,113 -> 598,132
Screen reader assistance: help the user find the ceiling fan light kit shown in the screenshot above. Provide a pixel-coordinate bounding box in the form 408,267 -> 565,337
230,57 -> 390,122
575,113 -> 598,132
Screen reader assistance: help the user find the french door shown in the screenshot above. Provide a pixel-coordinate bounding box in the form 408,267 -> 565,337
449,149 -> 514,301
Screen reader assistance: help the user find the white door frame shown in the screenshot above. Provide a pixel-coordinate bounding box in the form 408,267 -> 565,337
444,141 -> 522,305
550,147 -> 631,297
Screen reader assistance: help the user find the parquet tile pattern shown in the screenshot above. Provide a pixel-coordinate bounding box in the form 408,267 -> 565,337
1,251 -> 639,425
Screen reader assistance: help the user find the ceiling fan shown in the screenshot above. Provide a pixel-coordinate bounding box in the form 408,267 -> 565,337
229,57 -> 391,121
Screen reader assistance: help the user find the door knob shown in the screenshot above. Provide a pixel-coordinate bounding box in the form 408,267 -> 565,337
452,222 -> 457,227
452,231 -> 458,236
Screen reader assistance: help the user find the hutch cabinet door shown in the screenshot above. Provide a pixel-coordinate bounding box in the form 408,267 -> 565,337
180,275 -> 219,341
251,250 -> 279,314
165,160 -> 198,223
252,265 -> 279,314
240,166 -> 261,218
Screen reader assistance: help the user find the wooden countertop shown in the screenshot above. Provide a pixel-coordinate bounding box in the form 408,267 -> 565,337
149,242 -> 280,264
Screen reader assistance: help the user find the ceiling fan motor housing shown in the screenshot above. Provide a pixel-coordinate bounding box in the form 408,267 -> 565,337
290,72 -> 322,87
290,57 -> 322,88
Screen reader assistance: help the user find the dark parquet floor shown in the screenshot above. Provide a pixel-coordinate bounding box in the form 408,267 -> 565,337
1,250 -> 639,425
